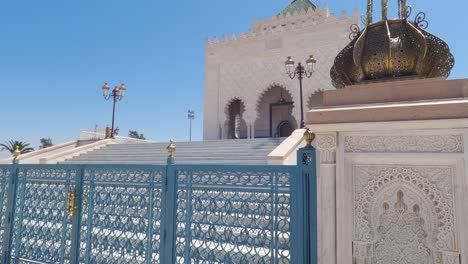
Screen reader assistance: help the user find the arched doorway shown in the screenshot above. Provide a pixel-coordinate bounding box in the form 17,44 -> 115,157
277,121 -> 294,137
255,85 -> 297,138
225,99 -> 247,139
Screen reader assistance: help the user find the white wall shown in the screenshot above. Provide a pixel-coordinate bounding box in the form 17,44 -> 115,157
312,120 -> 468,264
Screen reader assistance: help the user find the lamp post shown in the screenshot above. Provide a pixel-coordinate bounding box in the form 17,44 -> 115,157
188,110 -> 195,142
102,83 -> 126,138
285,55 -> 317,128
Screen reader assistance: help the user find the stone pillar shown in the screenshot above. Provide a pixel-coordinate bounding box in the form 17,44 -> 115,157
220,123 -> 225,140
315,133 -> 337,264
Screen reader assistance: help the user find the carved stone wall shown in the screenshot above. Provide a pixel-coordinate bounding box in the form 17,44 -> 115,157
352,165 -> 460,264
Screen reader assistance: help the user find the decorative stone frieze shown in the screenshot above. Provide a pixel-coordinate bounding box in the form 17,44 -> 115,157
345,135 -> 463,153
352,165 -> 459,263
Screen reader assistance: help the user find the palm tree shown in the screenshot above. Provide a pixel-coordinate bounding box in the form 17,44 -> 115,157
0,140 -> 34,155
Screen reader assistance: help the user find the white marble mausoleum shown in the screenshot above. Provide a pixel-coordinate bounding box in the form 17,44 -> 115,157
203,0 -> 357,140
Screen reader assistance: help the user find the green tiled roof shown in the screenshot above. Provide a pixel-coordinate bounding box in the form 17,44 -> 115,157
280,0 -> 316,15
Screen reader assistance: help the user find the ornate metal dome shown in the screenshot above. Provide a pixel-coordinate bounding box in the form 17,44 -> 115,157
330,0 -> 454,89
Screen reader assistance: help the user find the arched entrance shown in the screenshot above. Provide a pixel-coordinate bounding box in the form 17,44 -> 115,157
225,98 -> 247,139
277,121 -> 294,137
255,85 -> 297,138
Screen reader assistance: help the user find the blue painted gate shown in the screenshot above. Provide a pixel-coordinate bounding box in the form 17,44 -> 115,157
0,146 -> 317,263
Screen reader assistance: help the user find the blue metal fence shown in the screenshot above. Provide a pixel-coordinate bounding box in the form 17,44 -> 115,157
0,146 -> 316,264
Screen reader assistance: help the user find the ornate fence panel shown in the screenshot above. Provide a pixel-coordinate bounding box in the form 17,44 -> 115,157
78,165 -> 165,264
0,167 -> 11,261
0,145 -> 317,264
7,166 -> 79,263
172,165 -> 294,264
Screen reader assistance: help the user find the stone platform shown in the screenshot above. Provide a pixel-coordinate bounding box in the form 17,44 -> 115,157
308,78 -> 468,124
304,77 -> 468,264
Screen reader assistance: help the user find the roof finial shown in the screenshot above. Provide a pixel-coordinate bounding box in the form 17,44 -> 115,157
382,0 -> 388,20
401,0 -> 408,18
366,0 -> 373,25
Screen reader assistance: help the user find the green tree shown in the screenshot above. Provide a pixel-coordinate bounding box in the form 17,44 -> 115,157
128,130 -> 146,140
0,140 -> 34,155
40,138 -> 53,149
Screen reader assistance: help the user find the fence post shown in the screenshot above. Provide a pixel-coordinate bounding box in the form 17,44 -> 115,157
69,166 -> 85,264
1,164 -> 19,264
292,129 -> 318,264
160,140 -> 178,263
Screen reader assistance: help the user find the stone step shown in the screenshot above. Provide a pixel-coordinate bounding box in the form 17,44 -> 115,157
62,138 -> 284,165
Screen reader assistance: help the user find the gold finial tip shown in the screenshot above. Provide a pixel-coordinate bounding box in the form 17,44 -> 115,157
304,129 -> 315,147
13,145 -> 21,159
166,140 -> 176,157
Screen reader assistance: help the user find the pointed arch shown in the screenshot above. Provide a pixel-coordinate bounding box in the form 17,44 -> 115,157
307,89 -> 325,110
254,84 -> 297,138
224,97 -> 247,139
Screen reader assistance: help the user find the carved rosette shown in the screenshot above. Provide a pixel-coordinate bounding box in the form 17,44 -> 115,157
315,133 -> 337,164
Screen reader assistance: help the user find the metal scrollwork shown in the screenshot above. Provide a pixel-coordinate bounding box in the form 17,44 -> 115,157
415,11 -> 428,29
404,5 -> 412,19
176,168 -> 292,263
349,24 -> 361,40
302,153 -> 313,165
82,187 -> 89,212
0,168 -> 10,249
4,165 -> 297,263
361,14 -> 368,26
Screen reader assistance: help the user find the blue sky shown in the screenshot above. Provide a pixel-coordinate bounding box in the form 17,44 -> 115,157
0,0 -> 466,158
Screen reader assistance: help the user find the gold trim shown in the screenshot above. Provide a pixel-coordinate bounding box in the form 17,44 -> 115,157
166,140 -> 176,157
304,129 -> 316,147
12,145 -> 21,159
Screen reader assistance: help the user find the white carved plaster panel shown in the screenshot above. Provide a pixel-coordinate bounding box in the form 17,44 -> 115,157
316,133 -> 337,164
316,133 -> 337,150
353,165 -> 458,254
345,135 -> 463,153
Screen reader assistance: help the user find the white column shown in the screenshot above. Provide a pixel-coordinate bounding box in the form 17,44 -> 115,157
220,123 -> 225,140
315,133 -> 337,264
251,124 -> 255,139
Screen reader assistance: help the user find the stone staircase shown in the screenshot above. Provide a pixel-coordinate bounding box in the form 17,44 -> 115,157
62,138 -> 285,165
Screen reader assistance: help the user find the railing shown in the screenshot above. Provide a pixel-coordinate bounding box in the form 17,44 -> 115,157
0,146 -> 317,263
79,130 -> 154,144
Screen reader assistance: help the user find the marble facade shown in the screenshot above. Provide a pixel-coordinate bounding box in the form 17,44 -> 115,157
307,79 -> 468,264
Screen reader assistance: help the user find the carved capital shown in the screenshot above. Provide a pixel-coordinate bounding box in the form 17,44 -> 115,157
315,133 -> 337,164
316,133 -> 338,151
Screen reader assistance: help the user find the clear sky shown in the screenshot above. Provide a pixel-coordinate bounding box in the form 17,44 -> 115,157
0,0 -> 466,158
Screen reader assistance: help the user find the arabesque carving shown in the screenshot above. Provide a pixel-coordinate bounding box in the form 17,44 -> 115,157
345,135 -> 463,153
374,191 -> 433,263
353,165 -> 457,252
316,133 -> 337,150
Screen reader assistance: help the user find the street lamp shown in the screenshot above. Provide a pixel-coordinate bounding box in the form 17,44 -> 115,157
188,110 -> 195,142
102,83 -> 126,138
285,55 -> 317,128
